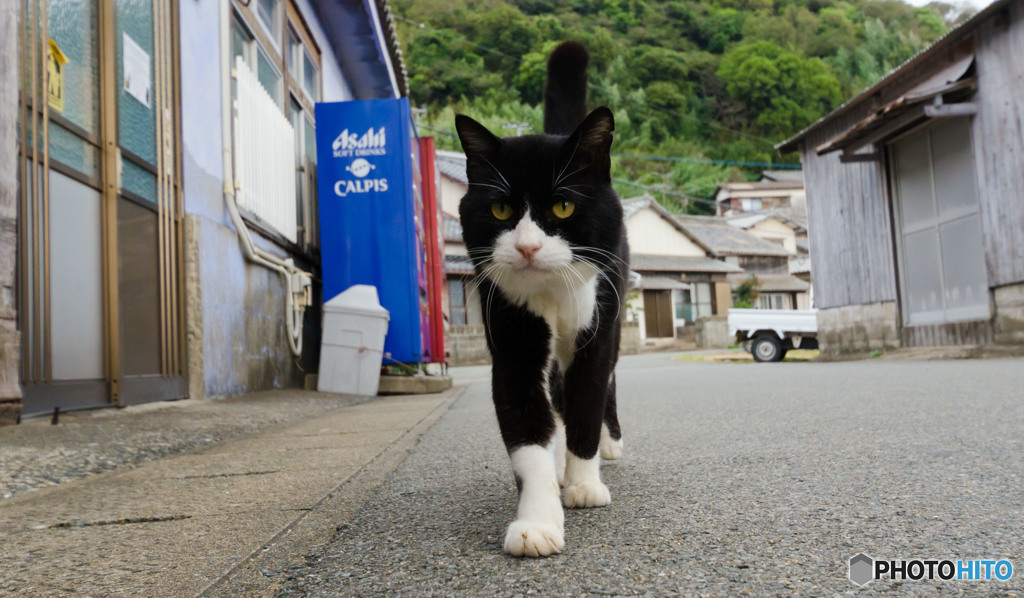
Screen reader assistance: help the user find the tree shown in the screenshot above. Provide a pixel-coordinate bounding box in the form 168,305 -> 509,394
734,275 -> 761,308
717,41 -> 842,139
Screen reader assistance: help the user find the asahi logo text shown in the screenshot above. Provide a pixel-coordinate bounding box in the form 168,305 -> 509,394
333,127 -> 386,158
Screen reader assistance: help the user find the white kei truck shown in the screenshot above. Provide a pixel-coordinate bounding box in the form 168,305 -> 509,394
727,308 -> 819,362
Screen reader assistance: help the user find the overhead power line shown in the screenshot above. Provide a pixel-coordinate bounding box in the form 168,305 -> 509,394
612,177 -> 719,208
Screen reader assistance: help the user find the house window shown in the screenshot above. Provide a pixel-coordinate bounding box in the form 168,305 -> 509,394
673,288 -> 694,322
230,2 -> 322,247
448,279 -> 467,325
755,293 -> 793,310
256,0 -> 282,46
233,16 -> 283,109
741,198 -> 763,212
257,47 -> 283,107
288,27 -> 320,103
291,99 -> 319,249
889,118 -> 990,326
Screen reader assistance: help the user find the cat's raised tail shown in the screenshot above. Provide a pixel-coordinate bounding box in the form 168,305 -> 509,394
543,41 -> 590,136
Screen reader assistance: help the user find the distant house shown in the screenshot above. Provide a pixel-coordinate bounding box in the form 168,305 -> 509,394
714,180 -> 806,216
777,0 -> 1024,353
622,196 -> 743,342
436,150 -> 469,216
726,209 -> 813,309
673,215 -> 811,311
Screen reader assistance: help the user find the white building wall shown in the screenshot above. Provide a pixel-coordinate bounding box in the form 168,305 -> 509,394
626,210 -> 705,256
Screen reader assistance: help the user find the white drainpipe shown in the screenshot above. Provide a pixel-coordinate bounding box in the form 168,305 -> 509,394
219,0 -> 310,357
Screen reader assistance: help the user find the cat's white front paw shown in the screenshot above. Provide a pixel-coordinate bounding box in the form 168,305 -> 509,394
600,436 -> 623,460
563,481 -> 611,508
600,424 -> 623,460
504,521 -> 564,557
556,465 -> 565,487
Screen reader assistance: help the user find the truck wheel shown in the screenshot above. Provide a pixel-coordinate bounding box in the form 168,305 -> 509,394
752,335 -> 783,362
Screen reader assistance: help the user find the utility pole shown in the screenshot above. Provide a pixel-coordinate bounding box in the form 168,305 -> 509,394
501,122 -> 531,136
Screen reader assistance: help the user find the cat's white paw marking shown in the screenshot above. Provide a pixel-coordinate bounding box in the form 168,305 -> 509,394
600,425 -> 623,460
563,480 -> 611,508
504,521 -> 565,557
556,465 -> 566,487
600,437 -> 623,460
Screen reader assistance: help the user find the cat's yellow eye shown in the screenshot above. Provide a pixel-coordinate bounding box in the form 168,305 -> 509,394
491,203 -> 513,221
552,200 -> 576,219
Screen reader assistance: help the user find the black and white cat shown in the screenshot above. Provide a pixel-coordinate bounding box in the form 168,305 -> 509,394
455,41 -> 629,557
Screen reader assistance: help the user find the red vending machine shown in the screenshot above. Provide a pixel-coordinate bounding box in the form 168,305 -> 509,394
419,137 -> 446,364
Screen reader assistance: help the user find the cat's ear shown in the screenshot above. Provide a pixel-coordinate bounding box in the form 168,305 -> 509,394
558,107 -> 614,181
455,114 -> 501,159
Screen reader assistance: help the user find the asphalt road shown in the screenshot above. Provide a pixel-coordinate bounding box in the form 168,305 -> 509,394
276,354 -> 1024,597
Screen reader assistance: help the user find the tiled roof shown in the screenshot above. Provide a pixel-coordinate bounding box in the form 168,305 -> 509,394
636,275 -> 689,290
726,208 -> 808,233
621,195 -> 654,220
436,150 -> 468,185
673,215 -> 791,257
445,255 -> 474,274
630,253 -> 743,273
727,273 -> 811,292
758,170 -> 804,183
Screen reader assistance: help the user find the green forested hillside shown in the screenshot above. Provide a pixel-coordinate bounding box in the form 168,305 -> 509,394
393,0 -> 972,211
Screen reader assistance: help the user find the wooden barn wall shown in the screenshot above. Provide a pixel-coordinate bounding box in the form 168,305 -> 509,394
973,1 -> 1024,288
800,118 -> 897,310
798,7 -> 1024,310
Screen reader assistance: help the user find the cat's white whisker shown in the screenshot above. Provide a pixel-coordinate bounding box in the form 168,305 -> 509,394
469,182 -> 510,194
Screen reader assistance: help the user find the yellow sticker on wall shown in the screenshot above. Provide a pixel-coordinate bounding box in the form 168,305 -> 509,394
47,38 -> 69,112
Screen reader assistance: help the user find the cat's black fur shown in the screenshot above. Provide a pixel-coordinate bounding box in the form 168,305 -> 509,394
455,41 -> 629,557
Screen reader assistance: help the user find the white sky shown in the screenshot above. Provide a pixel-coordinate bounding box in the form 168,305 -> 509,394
901,0 -> 992,8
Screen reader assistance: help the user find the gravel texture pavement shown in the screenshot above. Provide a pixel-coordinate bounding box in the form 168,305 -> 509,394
0,390 -> 371,499
272,354 -> 1024,597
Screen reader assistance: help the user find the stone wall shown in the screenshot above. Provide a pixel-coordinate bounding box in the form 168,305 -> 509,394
0,3 -> 21,425
696,315 -> 731,349
994,282 -> 1024,345
816,301 -> 900,355
447,325 -> 490,366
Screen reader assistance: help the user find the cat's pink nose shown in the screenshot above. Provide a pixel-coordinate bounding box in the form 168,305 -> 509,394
515,242 -> 541,261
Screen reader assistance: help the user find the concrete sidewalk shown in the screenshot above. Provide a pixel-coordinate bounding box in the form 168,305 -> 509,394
0,389 -> 461,597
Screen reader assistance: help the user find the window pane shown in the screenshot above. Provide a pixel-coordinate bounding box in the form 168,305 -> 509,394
287,29 -> 300,75
894,129 -> 936,230
117,0 -> 156,165
930,119 -> 980,219
448,279 -> 465,307
903,228 -> 945,324
303,51 -> 318,100
49,0 -> 100,135
257,0 -> 279,40
257,48 -> 281,106
672,290 -> 683,319
304,117 -> 316,164
939,215 -> 990,321
232,20 -> 251,64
